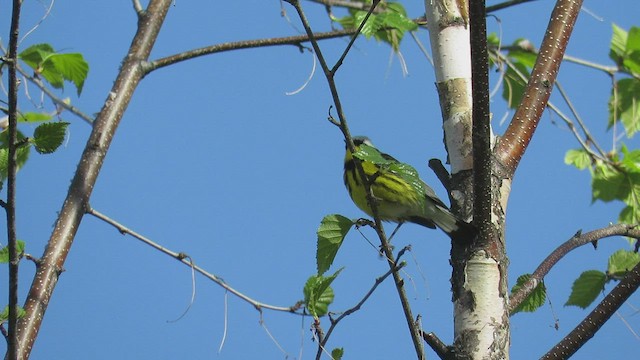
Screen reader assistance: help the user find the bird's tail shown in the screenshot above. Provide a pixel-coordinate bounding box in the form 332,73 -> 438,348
431,206 -> 476,243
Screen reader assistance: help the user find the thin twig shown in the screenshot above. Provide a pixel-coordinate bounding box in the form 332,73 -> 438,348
146,29 -> 357,73
509,223 -> 640,313
315,260 -> 404,360
6,1 -> 23,359
86,206 -> 301,314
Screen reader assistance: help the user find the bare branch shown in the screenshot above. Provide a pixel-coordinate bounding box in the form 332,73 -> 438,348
15,64 -> 94,124
16,1 -> 174,357
86,207 -> 301,314
486,0 -> 539,12
146,29 -> 357,73
6,1 -> 23,359
541,260 -> 640,359
495,0 -> 583,175
509,223 -> 640,313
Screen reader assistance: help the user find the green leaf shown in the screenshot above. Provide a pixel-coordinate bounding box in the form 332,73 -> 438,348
317,215 -> 354,275
331,348 -> 344,360
33,122 -> 69,154
610,24 -> 628,63
0,240 -> 26,263
0,130 -> 31,179
565,270 -> 606,309
510,274 -> 547,314
564,149 -> 592,170
609,78 -> 640,137
18,43 -> 89,96
502,61 -> 529,109
487,33 -> 500,47
608,249 -> 640,279
619,205 -> 639,225
18,43 -> 55,70
44,53 -> 89,95
508,39 -> 538,69
303,270 -> 342,317
591,162 -> 640,204
18,112 -> 53,123
0,305 -> 26,323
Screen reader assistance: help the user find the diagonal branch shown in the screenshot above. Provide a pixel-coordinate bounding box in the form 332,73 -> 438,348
15,1 -> 174,358
509,223 -> 640,313
495,0 -> 583,175
86,206 -> 301,313
540,260 -> 640,359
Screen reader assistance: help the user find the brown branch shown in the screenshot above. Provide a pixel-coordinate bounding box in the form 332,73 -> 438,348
540,260 -> 640,359
86,206 -> 301,314
315,259 -> 404,360
6,1 -> 23,359
495,0 -> 583,175
146,29 -> 357,73
509,223 -> 640,313
15,1 -> 174,358
421,331 -> 451,360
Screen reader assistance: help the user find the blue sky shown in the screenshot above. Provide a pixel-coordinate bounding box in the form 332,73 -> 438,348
1,0 -> 639,359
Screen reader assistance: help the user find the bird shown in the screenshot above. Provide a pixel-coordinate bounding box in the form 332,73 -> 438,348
343,136 -> 475,242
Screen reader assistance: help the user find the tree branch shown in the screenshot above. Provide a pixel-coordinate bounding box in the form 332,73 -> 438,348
86,206 -> 301,313
495,0 -> 583,175
509,223 -> 640,313
15,1 -> 174,357
540,260 -> 640,359
146,29 -> 357,73
6,1 -> 23,359
470,0 -> 492,242
284,0 -> 425,358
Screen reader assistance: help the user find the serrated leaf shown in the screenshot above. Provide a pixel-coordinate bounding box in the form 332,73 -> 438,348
44,53 -> 89,95
0,305 -> 26,323
565,270 -> 606,309
331,348 -> 344,360
33,122 -> 69,154
610,23 -> 628,63
591,163 -> 640,204
0,240 -> 26,263
608,249 -> 640,278
609,78 -> 640,137
510,274 -> 547,314
303,270 -> 342,317
18,43 -> 55,70
564,149 -> 592,170
18,44 -> 88,96
317,214 -> 354,275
